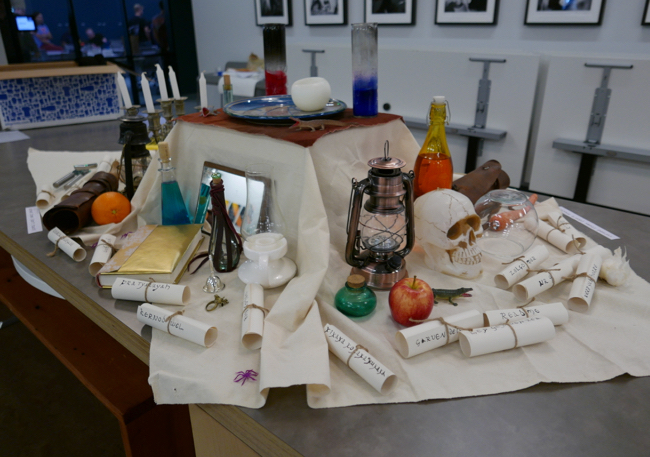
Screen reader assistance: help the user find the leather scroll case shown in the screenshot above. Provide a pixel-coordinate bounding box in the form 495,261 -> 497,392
452,160 -> 510,205
42,171 -> 119,234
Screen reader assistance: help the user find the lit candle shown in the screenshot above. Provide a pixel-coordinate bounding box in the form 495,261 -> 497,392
155,64 -> 169,101
141,72 -> 155,113
199,71 -> 208,109
168,66 -> 181,100
116,72 -> 132,108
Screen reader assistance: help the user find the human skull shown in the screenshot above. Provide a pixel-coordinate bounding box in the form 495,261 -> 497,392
414,189 -> 483,279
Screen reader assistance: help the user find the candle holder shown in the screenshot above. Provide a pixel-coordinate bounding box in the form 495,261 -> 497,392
173,97 -> 187,117
158,99 -> 174,139
123,105 -> 142,117
146,110 -> 163,144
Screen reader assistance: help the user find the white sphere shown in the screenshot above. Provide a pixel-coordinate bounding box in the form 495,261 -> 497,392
291,77 -> 331,112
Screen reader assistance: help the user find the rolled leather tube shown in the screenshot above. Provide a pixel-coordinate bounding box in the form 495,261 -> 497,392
452,160 -> 510,205
42,171 -> 119,234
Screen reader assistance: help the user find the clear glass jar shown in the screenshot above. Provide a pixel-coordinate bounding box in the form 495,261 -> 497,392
335,275 -> 377,317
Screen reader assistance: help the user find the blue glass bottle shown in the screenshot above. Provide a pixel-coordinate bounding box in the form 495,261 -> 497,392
193,182 -> 211,224
335,274 -> 377,317
158,142 -> 191,225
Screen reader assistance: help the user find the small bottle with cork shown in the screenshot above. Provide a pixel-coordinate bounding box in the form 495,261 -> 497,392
335,274 -> 377,317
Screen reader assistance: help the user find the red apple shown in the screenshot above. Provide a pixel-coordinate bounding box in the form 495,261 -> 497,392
389,276 -> 435,327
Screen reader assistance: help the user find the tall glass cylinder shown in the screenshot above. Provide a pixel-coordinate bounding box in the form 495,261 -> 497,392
263,24 -> 287,96
351,23 -> 378,117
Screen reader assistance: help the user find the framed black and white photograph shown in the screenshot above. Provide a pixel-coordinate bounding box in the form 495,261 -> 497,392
255,0 -> 292,26
305,0 -> 347,25
364,0 -> 416,25
524,0 -> 606,25
643,0 -> 650,26
435,0 -> 499,25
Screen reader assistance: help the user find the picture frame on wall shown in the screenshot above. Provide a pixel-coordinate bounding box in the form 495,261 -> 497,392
435,0 -> 499,25
524,0 -> 606,25
255,0 -> 292,26
643,0 -> 650,25
305,0 -> 347,25
364,0 -> 416,25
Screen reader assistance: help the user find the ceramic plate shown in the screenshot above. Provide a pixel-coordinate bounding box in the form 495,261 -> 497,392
224,95 -> 346,123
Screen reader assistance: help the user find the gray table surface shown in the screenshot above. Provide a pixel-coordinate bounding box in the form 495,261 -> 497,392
2,120 -> 650,457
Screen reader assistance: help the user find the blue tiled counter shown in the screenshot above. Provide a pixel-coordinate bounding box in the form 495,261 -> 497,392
0,62 -> 123,130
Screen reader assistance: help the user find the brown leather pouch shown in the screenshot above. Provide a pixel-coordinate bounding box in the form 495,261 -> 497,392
42,172 -> 119,234
452,160 -> 510,204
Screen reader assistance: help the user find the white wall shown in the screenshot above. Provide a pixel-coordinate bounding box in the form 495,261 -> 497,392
191,1 -> 650,78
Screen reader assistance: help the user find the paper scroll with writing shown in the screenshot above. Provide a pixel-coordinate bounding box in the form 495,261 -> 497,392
47,227 -> 86,261
112,277 -> 190,306
324,324 -> 397,394
89,234 -> 116,276
512,254 -> 580,301
459,317 -> 555,357
568,252 -> 602,311
494,245 -> 549,289
483,301 -> 568,326
137,303 -> 217,347
241,283 -> 266,350
547,210 -> 586,249
394,310 -> 484,358
537,220 -> 584,254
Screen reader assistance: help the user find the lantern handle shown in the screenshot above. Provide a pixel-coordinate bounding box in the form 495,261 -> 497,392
394,170 -> 415,258
345,177 -> 369,268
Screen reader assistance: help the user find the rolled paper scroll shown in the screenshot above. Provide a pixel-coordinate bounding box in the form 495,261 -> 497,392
512,254 -> 580,301
568,252 -> 602,312
324,324 -> 397,395
89,234 -> 117,276
241,283 -> 266,350
546,210 -> 587,249
459,317 -> 556,358
394,310 -> 484,358
112,277 -> 189,306
537,220 -> 583,254
36,185 -> 56,209
494,245 -> 550,289
137,303 -> 217,347
483,301 -> 568,326
47,227 -> 87,261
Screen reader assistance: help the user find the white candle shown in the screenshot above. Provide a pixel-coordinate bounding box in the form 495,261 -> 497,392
168,66 -> 181,99
155,64 -> 169,101
199,71 -> 208,109
141,72 -> 155,113
116,72 -> 132,108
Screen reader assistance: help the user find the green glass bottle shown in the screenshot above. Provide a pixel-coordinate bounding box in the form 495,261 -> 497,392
335,274 -> 377,317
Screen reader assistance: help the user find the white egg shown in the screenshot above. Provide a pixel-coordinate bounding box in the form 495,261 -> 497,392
291,77 -> 331,112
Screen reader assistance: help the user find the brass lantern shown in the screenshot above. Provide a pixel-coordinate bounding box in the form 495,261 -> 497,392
345,141 -> 415,289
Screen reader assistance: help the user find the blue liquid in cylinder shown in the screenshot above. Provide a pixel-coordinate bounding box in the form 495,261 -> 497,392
161,181 -> 192,225
353,78 -> 378,117
194,183 -> 211,224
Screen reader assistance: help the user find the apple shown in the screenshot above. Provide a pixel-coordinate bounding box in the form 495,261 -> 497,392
389,276 -> 435,327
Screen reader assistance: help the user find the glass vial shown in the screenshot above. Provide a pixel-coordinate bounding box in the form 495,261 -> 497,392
158,142 -> 192,225
263,24 -> 287,96
209,174 -> 243,272
335,274 -> 377,317
413,96 -> 454,198
351,23 -> 378,117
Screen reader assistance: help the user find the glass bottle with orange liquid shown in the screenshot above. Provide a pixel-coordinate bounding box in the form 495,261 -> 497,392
413,96 -> 453,199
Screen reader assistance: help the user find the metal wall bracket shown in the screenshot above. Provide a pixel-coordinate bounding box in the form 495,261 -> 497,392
445,57 -> 508,173
551,63 -> 645,203
302,49 -> 325,77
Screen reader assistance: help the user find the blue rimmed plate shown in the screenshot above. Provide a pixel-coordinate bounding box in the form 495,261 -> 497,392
223,95 -> 347,124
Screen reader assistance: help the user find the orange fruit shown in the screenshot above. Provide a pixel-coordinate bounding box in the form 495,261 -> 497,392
91,192 -> 131,225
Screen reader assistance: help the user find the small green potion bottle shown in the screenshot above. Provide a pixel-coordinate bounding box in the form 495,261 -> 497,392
335,274 -> 377,317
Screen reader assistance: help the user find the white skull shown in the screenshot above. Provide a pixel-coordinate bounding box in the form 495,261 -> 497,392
414,189 -> 483,279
